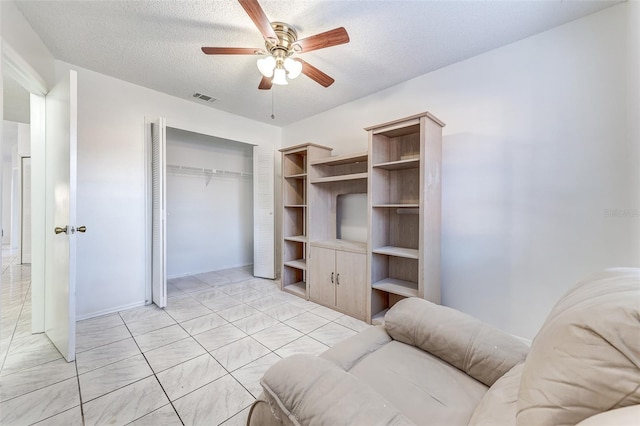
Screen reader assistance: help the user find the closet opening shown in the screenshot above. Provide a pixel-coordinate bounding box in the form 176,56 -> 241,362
166,127 -> 254,283
146,119 -> 275,309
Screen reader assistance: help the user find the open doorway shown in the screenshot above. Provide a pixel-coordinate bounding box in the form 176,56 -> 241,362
2,73 -> 31,264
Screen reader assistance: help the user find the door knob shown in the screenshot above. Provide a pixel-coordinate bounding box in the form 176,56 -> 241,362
54,226 -> 68,235
77,226 -> 87,233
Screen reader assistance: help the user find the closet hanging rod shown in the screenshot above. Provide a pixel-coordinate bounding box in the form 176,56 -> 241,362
166,164 -> 252,178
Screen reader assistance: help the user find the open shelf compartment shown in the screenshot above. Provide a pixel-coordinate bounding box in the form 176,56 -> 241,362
310,151 -> 368,184
282,265 -> 306,299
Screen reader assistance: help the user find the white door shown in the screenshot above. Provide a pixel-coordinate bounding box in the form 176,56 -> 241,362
44,70 -> 78,362
253,145 -> 275,279
21,157 -> 32,264
151,118 -> 167,307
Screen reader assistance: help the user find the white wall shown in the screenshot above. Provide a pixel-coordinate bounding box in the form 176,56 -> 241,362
0,1 -> 54,89
56,61 -> 281,319
166,128 -> 253,277
283,4 -> 639,339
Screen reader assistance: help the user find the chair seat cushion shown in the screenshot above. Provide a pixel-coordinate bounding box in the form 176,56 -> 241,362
349,340 -> 488,426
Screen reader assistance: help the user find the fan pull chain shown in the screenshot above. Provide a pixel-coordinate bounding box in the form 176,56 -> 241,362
271,88 -> 275,120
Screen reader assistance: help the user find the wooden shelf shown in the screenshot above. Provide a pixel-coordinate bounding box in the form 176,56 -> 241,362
373,204 -> 419,208
310,151 -> 368,166
372,278 -> 419,298
284,259 -> 307,270
310,239 -> 367,254
373,158 -> 420,170
284,173 -> 307,180
310,172 -> 368,184
284,235 -> 307,243
371,308 -> 389,326
372,246 -> 419,259
283,281 -> 306,298
284,204 -> 306,208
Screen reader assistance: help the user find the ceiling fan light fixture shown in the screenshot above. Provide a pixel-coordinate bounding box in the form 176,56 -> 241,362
284,58 -> 302,79
272,67 -> 288,85
257,56 -> 276,77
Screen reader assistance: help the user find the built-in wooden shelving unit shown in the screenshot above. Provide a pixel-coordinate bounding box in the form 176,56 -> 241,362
367,112 -> 444,323
280,143 -> 332,299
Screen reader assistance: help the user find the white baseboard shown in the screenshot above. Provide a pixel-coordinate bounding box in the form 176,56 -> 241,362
76,300 -> 148,322
167,263 -> 253,280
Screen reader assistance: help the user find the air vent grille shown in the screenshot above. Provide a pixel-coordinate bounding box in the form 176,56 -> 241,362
192,92 -> 217,103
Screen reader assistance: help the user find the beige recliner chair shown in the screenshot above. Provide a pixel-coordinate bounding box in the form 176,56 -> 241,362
247,268 -> 640,425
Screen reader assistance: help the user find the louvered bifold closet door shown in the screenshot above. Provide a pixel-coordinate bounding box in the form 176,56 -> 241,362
253,144 -> 275,279
151,118 -> 167,307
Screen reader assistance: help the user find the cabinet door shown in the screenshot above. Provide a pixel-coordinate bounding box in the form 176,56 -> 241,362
336,251 -> 367,320
309,246 -> 336,307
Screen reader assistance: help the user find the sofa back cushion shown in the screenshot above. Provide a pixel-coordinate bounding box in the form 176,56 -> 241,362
517,268 -> 640,426
385,297 -> 529,387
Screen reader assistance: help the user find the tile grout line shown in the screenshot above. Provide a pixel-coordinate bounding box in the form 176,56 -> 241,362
118,311 -> 186,426
0,276 -> 31,374
169,309 -> 257,424
74,360 -> 86,426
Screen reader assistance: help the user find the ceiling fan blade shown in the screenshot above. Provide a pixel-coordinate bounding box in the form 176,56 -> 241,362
201,47 -> 262,55
293,27 -> 349,53
238,0 -> 278,42
299,59 -> 335,87
258,76 -> 272,90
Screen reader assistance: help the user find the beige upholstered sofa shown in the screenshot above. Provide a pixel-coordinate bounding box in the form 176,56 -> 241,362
247,268 -> 640,425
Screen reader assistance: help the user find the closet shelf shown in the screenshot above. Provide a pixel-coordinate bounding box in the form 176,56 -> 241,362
372,278 -> 419,298
372,246 -> 419,259
167,164 -> 251,185
284,259 -> 307,270
284,204 -> 306,208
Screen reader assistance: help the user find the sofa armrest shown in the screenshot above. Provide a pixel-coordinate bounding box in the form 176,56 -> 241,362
321,325 -> 392,371
259,354 -> 414,426
385,297 -> 529,386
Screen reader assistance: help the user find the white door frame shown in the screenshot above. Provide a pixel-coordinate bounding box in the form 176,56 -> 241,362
20,156 -> 32,264
2,41 -> 49,333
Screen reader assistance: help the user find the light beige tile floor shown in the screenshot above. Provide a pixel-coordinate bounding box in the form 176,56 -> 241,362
0,249 -> 370,425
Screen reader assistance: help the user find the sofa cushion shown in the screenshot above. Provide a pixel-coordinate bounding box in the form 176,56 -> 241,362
517,268 -> 640,426
260,354 -> 413,426
468,363 -> 524,426
385,297 -> 529,386
349,340 -> 488,425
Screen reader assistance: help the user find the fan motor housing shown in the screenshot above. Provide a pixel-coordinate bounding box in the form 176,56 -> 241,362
266,22 -> 298,56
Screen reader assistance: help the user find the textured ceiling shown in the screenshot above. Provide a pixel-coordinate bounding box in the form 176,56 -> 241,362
15,0 -> 618,126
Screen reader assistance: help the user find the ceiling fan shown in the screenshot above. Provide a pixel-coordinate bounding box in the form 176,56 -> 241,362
201,0 -> 349,90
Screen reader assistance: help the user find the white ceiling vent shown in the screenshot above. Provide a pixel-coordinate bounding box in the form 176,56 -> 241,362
192,92 -> 217,103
